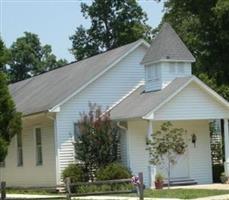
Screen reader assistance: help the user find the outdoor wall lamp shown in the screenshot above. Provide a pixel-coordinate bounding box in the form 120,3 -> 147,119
191,133 -> 197,147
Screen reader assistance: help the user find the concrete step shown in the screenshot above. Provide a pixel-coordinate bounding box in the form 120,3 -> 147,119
163,178 -> 197,186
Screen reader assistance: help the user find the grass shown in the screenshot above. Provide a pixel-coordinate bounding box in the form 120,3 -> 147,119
120,188 -> 229,199
5,188 -> 229,199
6,188 -> 58,195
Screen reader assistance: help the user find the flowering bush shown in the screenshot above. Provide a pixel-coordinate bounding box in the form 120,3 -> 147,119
131,175 -> 140,186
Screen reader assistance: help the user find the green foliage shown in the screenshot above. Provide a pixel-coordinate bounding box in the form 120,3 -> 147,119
147,121 -> 187,188
0,138 -> 8,162
74,103 -> 120,181
70,0 -> 152,60
6,188 -> 57,195
155,173 -> 164,182
0,38 -> 10,72
157,0 -> 229,99
212,164 -> 224,183
198,73 -> 229,101
96,163 -> 132,180
142,188 -> 229,199
7,32 -> 67,82
74,183 -> 133,194
209,120 -> 223,165
220,172 -> 228,183
62,164 -> 88,182
0,72 -> 22,162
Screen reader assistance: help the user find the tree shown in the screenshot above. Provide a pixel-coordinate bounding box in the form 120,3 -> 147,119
0,38 -> 10,73
70,0 -> 152,60
147,121 -> 187,188
8,32 -> 68,82
155,0 -> 229,100
0,72 -> 22,163
74,103 -> 119,181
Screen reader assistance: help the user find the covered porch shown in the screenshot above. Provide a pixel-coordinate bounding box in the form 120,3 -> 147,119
147,118 -> 229,187
111,77 -> 229,188
123,118 -> 229,188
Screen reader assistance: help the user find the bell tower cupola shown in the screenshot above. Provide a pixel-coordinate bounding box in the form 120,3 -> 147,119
141,23 -> 195,92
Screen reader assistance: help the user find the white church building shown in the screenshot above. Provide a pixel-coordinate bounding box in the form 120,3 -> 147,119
3,23 -> 229,188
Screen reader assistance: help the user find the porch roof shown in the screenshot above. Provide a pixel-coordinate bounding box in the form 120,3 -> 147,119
110,76 -> 229,120
110,76 -> 192,120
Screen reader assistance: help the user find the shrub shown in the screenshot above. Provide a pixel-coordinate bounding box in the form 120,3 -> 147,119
74,103 -> 120,181
220,172 -> 228,184
155,173 -> 164,182
96,163 -> 131,180
212,164 -> 224,183
62,164 -> 87,182
76,183 -> 133,194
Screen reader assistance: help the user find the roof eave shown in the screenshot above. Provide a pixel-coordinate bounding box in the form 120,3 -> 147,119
141,58 -> 196,66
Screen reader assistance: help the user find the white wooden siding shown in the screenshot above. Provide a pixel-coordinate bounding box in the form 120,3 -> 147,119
120,129 -> 128,167
161,62 -> 192,88
154,82 -> 229,120
3,117 -> 56,187
55,46 -> 147,184
126,120 -> 212,187
155,120 -> 212,184
144,62 -> 191,91
126,120 -> 150,186
186,120 -> 213,184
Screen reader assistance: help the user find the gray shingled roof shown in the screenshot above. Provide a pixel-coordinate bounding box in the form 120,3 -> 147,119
110,76 -> 193,120
141,23 -> 195,64
9,39 -> 146,116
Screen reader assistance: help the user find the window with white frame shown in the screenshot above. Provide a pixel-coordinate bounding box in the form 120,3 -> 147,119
17,132 -> 23,166
35,128 -> 43,165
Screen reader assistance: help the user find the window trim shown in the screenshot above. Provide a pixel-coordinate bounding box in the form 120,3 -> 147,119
34,127 -> 43,166
16,132 -> 23,167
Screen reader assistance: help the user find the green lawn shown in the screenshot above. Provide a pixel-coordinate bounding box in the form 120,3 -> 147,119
124,189 -> 229,199
6,188 -> 229,199
6,188 -> 58,195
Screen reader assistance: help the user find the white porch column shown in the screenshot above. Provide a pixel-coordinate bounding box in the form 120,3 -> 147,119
224,119 -> 229,176
147,120 -> 156,188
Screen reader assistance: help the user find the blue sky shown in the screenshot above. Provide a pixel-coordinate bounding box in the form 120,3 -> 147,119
1,0 -> 164,62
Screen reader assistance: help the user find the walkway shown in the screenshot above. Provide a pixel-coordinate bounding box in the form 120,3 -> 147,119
171,183 -> 229,190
